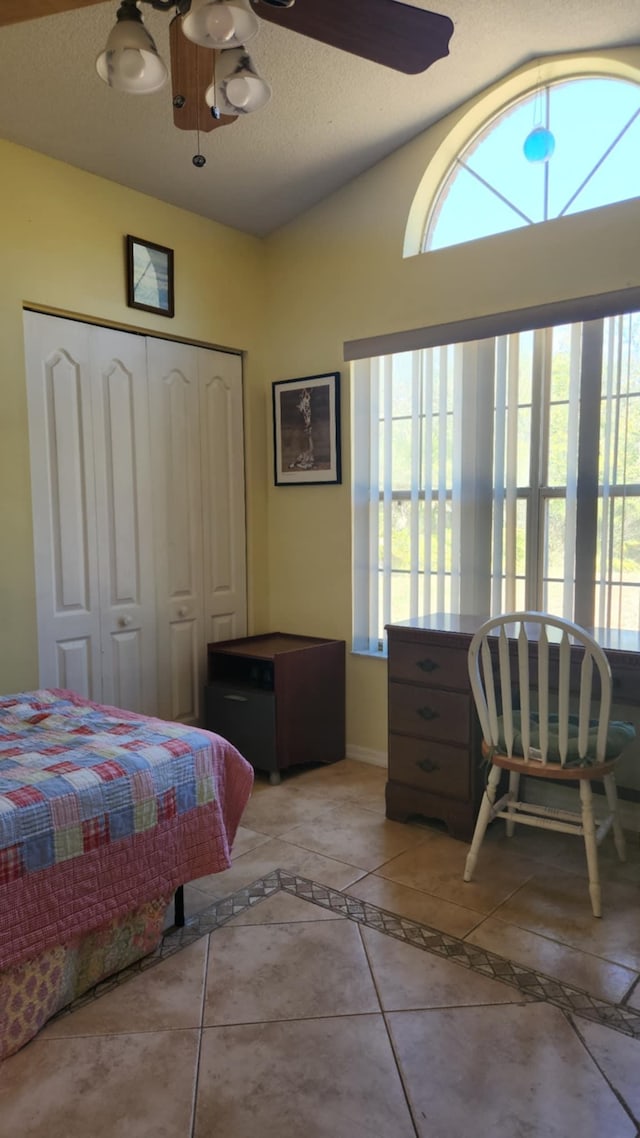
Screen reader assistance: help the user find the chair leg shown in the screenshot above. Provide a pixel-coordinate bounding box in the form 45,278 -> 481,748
579,780 -> 602,918
602,772 -> 626,863
464,764 -> 501,882
506,771 -> 520,837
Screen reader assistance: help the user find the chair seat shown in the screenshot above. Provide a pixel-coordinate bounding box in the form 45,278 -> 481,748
496,711 -> 636,767
485,741 -> 620,780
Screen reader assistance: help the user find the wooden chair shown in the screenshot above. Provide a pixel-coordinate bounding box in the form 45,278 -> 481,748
463,611 -> 636,917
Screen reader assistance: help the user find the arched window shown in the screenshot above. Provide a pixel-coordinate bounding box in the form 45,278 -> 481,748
404,59 -> 640,256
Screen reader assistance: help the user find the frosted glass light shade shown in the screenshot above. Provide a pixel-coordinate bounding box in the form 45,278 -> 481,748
182,0 -> 259,49
96,13 -> 167,93
205,48 -> 271,115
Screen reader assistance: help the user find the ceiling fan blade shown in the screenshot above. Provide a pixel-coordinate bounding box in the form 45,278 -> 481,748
252,0 -> 453,75
0,0 -> 102,26
169,17 -> 235,133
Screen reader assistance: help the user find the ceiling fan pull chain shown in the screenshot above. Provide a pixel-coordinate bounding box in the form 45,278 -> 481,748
192,46 -> 207,166
210,53 -> 221,120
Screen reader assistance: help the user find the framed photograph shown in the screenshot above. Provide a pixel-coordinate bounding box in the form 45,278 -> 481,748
273,372 -> 341,486
126,235 -> 174,317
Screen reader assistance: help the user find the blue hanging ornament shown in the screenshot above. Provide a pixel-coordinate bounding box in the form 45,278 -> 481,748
523,127 -> 555,163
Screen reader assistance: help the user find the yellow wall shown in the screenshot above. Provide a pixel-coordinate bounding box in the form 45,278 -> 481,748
0,139 -> 270,693
263,50 -> 640,757
3,48 -> 640,762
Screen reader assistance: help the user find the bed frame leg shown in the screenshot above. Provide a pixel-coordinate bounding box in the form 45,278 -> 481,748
174,885 -> 185,927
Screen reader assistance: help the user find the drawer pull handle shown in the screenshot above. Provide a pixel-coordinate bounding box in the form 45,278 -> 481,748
417,658 -> 438,673
418,706 -> 438,721
224,694 -> 249,702
417,758 -> 440,774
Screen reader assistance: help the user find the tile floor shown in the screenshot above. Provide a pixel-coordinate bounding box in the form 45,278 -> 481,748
2,758 -> 640,1137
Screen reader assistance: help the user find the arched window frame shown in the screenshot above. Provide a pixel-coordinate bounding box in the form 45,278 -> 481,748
403,52 -> 640,259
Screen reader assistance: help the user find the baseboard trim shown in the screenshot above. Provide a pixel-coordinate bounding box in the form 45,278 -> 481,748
345,744 -> 387,769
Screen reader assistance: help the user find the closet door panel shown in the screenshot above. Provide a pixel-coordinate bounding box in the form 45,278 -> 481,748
91,327 -> 157,714
199,349 -> 247,645
24,312 -> 101,698
147,337 -> 204,724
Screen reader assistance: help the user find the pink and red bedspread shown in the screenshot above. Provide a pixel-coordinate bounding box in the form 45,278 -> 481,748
0,689 -> 253,972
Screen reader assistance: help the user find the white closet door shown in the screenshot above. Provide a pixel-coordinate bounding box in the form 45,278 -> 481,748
90,326 -> 157,714
147,337 -> 204,724
25,314 -> 157,710
199,348 -> 247,644
24,312 -> 102,698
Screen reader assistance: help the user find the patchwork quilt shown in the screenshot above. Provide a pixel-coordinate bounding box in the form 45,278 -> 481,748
0,690 -> 253,971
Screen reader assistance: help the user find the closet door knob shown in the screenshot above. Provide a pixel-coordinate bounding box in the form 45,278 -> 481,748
119,615 -> 132,628
178,606 -> 188,617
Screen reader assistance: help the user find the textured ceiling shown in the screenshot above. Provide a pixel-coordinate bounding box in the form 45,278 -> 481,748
0,1 -> 638,236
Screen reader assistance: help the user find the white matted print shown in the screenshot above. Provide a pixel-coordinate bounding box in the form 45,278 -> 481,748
272,372 -> 341,485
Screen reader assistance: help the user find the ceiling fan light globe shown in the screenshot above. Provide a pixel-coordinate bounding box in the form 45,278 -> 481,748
225,75 -> 252,109
181,0 -> 259,50
96,15 -> 167,94
214,47 -> 271,115
113,47 -> 146,82
204,79 -> 236,116
204,8 -> 236,45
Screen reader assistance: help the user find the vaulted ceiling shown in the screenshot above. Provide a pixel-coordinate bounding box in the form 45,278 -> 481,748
0,1 -> 638,236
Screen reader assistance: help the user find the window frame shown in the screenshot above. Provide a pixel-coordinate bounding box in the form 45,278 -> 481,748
351,295 -> 640,656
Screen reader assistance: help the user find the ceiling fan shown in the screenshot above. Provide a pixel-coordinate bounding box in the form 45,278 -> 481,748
2,1 -> 454,137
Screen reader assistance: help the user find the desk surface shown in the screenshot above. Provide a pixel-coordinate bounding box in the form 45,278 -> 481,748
388,614 -> 640,658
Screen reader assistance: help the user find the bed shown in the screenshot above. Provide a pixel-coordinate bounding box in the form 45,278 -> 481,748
0,688 -> 254,1059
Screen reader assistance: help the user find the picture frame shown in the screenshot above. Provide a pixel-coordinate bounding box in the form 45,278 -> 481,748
272,372 -> 341,486
126,235 -> 174,317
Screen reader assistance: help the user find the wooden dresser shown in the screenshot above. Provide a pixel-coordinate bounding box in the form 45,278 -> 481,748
386,614 -> 640,840
385,617 -> 485,840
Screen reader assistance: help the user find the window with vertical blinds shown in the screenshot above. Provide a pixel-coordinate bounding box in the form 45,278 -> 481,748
351,309 -> 640,654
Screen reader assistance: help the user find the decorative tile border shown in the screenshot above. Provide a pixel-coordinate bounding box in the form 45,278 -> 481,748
53,868 -> 640,1040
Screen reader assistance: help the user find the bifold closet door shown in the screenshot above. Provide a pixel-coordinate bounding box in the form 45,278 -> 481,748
24,312 -> 157,712
146,337 -> 247,726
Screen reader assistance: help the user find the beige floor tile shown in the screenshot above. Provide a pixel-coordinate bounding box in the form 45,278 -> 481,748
226,890 -> 343,926
484,820 -> 640,886
239,788 -> 337,837
494,872 -> 640,971
278,800 -> 428,871
387,1003 -> 637,1138
376,829 -> 539,913
194,1016 -> 416,1138
191,836 -> 367,897
628,979 -> 640,1011
466,915 -> 639,1005
361,925 -> 525,1010
230,824 -> 273,857
576,1018 -> 640,1123
203,919 -> 379,1025
346,873 -> 484,938
181,882 -> 219,919
0,1029 -> 200,1138
288,758 -> 387,792
39,938 -> 208,1039
276,760 -> 388,808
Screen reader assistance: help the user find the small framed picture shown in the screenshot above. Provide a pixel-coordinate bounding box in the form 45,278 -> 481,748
126,235 -> 174,317
272,372 -> 341,486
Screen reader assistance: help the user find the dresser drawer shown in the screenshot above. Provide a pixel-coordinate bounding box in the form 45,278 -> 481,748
388,681 -> 471,745
388,638 -> 469,690
388,734 -> 471,801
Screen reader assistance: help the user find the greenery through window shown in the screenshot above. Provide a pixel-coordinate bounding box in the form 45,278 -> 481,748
351,311 -> 640,654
